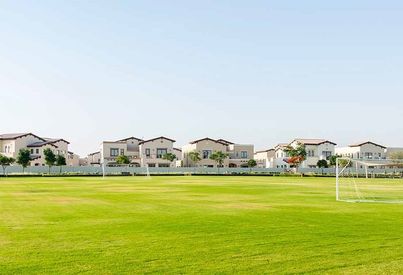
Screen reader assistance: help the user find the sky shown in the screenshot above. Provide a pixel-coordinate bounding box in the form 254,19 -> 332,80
0,1 -> 402,156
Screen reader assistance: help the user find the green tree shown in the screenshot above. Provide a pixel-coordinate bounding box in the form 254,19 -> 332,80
338,158 -> 352,168
389,152 -> 403,168
329,154 -> 342,167
188,151 -> 201,167
44,148 -> 56,174
317,159 -> 328,174
284,142 -> 307,172
0,155 -> 15,176
16,149 -> 31,173
390,151 -> 403,160
317,159 -> 328,168
329,155 -> 352,168
116,155 -> 130,165
247,159 -> 257,173
209,151 -> 229,173
162,153 -> 177,168
55,155 -> 67,174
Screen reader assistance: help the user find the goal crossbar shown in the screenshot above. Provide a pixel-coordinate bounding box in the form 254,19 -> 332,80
336,157 -> 403,203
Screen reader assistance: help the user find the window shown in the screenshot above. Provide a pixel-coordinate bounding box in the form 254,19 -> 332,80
240,151 -> 248,159
158,163 -> 170,167
364,152 -> 373,159
145,148 -> 151,157
156,148 -> 167,158
307,150 -> 315,157
110,148 -> 119,156
31,149 -> 34,154
120,149 -> 124,155
202,150 -> 212,159
148,163 -> 156,167
36,149 -> 39,154
322,151 -> 332,159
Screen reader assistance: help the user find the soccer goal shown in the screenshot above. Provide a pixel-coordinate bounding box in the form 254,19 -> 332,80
336,158 -> 403,203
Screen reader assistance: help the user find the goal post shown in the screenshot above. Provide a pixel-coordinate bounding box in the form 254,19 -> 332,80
336,157 -> 403,203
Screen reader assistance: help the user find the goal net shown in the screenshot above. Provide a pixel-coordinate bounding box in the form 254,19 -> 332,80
336,158 -> 403,203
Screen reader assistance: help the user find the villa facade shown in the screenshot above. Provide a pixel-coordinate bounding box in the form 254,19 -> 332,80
98,136 -> 181,168
182,138 -> 254,168
288,139 -> 337,168
335,141 -> 386,160
0,133 -> 71,166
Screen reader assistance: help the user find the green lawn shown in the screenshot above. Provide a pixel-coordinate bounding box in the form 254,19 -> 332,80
0,176 -> 402,274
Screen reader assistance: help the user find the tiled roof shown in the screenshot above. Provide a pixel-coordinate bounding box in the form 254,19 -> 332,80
116,136 -> 144,142
139,136 -> 176,145
27,141 -> 57,148
44,138 -> 70,144
0,133 -> 45,141
0,133 -> 69,144
291,139 -> 337,146
189,137 -> 227,145
255,149 -> 274,153
217,139 -> 234,145
349,141 -> 386,149
274,143 -> 288,150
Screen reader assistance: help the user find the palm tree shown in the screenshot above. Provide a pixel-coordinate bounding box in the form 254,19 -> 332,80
188,151 -> 201,166
162,153 -> 177,170
209,151 -> 229,174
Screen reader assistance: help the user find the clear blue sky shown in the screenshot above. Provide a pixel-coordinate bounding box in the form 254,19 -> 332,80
1,1 -> 402,156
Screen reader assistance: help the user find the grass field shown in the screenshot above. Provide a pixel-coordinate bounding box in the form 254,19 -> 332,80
0,176 -> 402,274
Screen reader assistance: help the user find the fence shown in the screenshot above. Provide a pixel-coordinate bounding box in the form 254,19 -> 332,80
1,165 -> 402,176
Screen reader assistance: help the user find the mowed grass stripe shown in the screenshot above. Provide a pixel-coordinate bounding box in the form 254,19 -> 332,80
0,176 -> 402,274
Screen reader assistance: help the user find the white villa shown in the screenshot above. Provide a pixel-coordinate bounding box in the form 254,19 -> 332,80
335,141 -> 386,160
273,143 -> 291,169
254,143 -> 291,169
254,139 -> 336,169
288,139 -> 336,168
254,149 -> 275,168
0,133 -> 72,166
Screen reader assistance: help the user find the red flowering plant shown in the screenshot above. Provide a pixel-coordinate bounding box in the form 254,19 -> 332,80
283,142 -> 307,172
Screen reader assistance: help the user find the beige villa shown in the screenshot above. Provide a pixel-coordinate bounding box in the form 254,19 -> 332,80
99,136 -> 180,167
182,138 -> 254,168
100,136 -> 143,166
139,136 -> 178,167
0,133 -> 72,166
